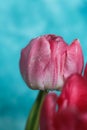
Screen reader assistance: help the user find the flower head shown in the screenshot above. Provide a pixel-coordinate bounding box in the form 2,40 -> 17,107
20,34 -> 84,90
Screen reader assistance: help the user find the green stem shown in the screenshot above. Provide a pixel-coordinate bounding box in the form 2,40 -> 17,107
25,90 -> 47,130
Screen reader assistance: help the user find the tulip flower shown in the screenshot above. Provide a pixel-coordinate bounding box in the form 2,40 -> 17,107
40,93 -> 87,130
58,64 -> 87,113
19,34 -> 84,90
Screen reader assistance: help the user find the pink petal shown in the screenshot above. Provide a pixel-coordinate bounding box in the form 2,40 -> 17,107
58,74 -> 87,113
40,93 -> 57,130
84,63 -> 87,80
54,108 -> 87,130
64,39 -> 84,79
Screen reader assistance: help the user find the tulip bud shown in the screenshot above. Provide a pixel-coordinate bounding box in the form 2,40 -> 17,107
58,73 -> 87,113
19,34 -> 84,90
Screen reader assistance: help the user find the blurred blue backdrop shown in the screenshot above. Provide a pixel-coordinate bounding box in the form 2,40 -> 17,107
0,0 -> 87,129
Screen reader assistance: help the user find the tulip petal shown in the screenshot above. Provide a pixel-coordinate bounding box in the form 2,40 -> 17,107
84,63 -> 87,80
40,93 -> 57,130
54,108 -> 87,130
58,74 -> 87,113
64,39 -> 84,79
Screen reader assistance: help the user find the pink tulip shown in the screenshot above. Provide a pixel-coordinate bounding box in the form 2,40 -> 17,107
19,34 -> 84,90
58,65 -> 87,113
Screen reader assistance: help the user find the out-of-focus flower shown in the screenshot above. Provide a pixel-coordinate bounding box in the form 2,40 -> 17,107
19,34 -> 84,90
40,93 -> 57,130
54,108 -> 87,130
58,65 -> 87,113
40,93 -> 87,130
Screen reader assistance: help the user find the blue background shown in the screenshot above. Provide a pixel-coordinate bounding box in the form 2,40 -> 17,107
0,0 -> 87,129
